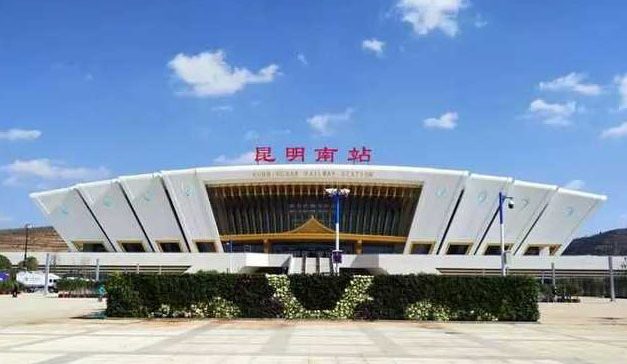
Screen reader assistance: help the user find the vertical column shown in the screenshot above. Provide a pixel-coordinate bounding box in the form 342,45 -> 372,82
95,258 -> 100,282
356,240 -> 363,255
609,256 -> 616,302
43,253 -> 50,296
263,239 -> 270,254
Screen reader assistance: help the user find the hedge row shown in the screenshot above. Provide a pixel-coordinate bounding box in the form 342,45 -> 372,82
540,277 -> 627,299
56,278 -> 98,292
106,273 -> 539,321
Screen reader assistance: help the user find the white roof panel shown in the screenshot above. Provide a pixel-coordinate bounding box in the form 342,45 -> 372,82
119,174 -> 187,251
441,174 -> 511,254
161,169 -> 220,252
406,170 -> 468,252
479,180 -> 557,253
30,188 -> 111,251
76,180 -> 151,252
519,188 -> 606,254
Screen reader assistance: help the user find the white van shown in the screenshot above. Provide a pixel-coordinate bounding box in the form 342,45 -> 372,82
16,271 -> 60,292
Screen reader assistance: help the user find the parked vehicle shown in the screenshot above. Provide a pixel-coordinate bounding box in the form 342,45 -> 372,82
16,271 -> 60,293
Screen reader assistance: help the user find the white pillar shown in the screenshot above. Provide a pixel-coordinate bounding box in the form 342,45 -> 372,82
43,253 -> 50,295
609,256 -> 616,302
95,258 -> 100,282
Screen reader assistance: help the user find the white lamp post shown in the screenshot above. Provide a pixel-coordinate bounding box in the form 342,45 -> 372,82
498,192 -> 514,277
325,188 -> 350,275
226,241 -> 233,273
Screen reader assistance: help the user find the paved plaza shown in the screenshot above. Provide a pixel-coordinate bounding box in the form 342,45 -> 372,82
0,295 -> 626,363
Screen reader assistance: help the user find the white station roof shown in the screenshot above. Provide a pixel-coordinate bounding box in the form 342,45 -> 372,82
30,164 -> 606,256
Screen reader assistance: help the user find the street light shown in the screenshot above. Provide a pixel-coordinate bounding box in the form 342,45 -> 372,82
23,223 -> 32,269
226,240 -> 233,274
325,188 -> 350,275
498,192 -> 514,277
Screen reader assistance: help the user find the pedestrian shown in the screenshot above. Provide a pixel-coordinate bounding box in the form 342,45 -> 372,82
11,281 -> 18,298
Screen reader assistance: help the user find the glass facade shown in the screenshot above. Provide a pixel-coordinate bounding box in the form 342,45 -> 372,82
207,183 -> 421,237
221,242 -> 264,253
362,243 -> 404,254
271,242 -> 355,257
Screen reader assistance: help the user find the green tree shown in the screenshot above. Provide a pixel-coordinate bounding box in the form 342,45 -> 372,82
0,254 -> 12,272
18,256 -> 39,271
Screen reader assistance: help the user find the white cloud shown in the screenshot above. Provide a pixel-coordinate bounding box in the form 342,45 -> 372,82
423,111 -> 458,130
527,99 -> 578,126
0,129 -> 42,141
564,179 -> 585,190
213,151 -> 256,165
397,0 -> 467,37
600,121 -> 627,139
307,108 -> 354,136
1,159 -> 110,186
297,53 -> 308,66
615,74 -> 627,110
168,50 -> 279,97
211,105 -> 233,112
539,73 -> 601,96
474,14 -> 487,28
362,38 -> 385,56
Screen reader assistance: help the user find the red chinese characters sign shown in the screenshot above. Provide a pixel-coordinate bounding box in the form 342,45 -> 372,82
254,146 -> 372,164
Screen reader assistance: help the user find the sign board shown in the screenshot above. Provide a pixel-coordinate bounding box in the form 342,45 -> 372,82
254,146 -> 372,164
0,272 -> 9,282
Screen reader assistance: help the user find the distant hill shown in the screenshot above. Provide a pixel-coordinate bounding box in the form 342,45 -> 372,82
0,226 -> 67,252
563,228 -> 627,256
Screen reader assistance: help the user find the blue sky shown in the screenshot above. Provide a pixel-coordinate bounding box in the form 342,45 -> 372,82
1,0 -> 627,235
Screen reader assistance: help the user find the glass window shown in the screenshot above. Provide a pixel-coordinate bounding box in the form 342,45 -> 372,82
362,243 -> 404,254
524,246 -> 541,255
222,242 -> 264,253
411,243 -> 432,254
484,245 -> 512,255
446,244 -> 469,255
120,242 -> 145,253
75,242 -> 106,252
159,242 -> 182,253
196,242 -> 216,253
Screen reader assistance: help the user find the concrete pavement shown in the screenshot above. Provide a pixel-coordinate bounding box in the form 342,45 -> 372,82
0,295 -> 625,363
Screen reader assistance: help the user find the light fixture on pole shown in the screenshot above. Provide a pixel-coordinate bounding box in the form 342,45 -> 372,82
23,223 -> 32,269
226,240 -> 233,274
498,192 -> 514,277
325,188 -> 350,275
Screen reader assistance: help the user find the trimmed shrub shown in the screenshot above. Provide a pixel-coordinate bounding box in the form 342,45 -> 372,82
288,274 -> 352,310
0,280 -> 20,294
18,256 -> 39,271
0,254 -> 12,272
354,275 -> 539,321
106,273 -> 539,321
105,272 -> 281,318
56,278 -> 98,297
